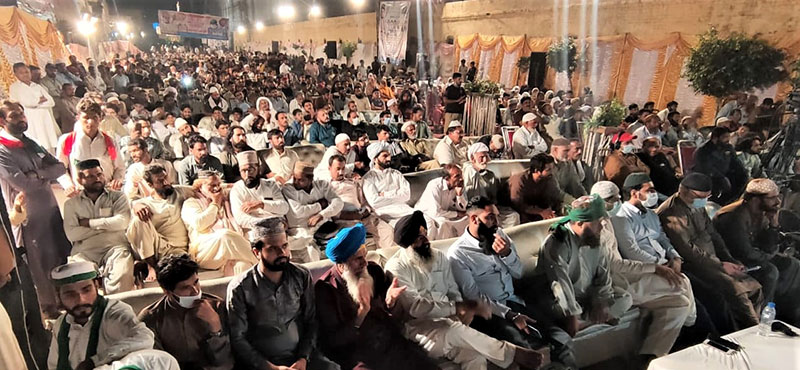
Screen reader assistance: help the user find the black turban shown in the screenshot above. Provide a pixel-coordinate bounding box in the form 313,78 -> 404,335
394,211 -> 427,248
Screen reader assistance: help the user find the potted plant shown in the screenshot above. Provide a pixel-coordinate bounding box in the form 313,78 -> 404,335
585,99 -> 625,134
463,79 -> 501,96
684,28 -> 787,109
547,36 -> 580,89
341,41 -> 357,64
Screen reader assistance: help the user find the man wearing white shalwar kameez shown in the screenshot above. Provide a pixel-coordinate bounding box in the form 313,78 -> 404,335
181,171 -> 257,276
462,143 -> 520,228
314,134 -> 358,181
47,261 -> 178,370
229,151 -> 289,230
281,162 -> 345,263
592,181 -> 696,358
385,212 -> 546,370
414,165 -> 468,239
362,146 -> 438,239
9,63 -> 60,152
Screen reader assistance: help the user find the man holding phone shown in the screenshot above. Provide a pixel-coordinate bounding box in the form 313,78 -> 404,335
447,196 -> 576,369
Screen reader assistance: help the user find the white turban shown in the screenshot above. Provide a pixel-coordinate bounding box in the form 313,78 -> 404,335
334,133 -> 350,145
175,118 -> 189,129
401,121 -> 415,133
367,142 -> 391,161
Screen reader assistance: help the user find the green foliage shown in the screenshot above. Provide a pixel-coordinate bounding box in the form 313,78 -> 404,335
341,42 -> 357,59
585,100 -> 626,128
684,29 -> 787,99
547,37 -> 578,75
517,56 -> 530,70
464,79 -> 501,96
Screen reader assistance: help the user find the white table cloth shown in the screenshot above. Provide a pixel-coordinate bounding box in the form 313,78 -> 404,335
648,323 -> 800,370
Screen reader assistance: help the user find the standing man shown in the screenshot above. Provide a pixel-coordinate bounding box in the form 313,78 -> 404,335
9,63 -> 60,153
0,100 -> 72,317
47,261 -> 179,370
53,83 -> 80,134
63,159 -> 135,294
227,218 -> 340,370
443,73 -> 466,127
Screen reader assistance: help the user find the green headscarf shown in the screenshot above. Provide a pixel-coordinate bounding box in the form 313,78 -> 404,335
551,194 -> 608,230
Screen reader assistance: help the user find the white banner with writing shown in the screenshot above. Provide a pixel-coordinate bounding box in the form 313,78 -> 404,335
378,1 -> 410,64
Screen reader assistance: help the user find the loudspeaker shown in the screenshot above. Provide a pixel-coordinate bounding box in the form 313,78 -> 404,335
528,52 -> 547,89
271,41 -> 279,53
325,41 -> 337,59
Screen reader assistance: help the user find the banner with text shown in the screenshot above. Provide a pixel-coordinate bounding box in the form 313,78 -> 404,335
158,10 -> 229,40
378,1 -> 410,64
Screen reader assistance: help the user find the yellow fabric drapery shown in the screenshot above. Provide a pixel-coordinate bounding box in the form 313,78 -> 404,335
0,7 -> 69,96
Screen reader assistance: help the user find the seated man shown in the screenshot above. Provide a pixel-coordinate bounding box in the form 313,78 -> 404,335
433,121 -> 468,165
512,113 -> 547,159
314,133 -> 361,181
399,120 -> 439,171
47,261 -> 178,370
657,173 -> 765,332
600,177 -> 697,359
209,120 -> 230,155
328,154 -> 394,250
230,151 -> 289,230
568,139 -> 594,193
551,138 -> 587,199
463,143 -> 520,228
385,211 -> 546,370
281,162 -> 344,263
477,134 -> 506,160
227,218 -> 339,370
177,134 -> 226,185
447,197 -> 577,368
139,254 -> 234,369
527,195 -> 633,339
414,164 -> 469,239
124,137 -> 177,200
63,159 -> 135,294
314,224 -> 439,370
637,137 -> 680,196
714,179 -> 800,325
362,145 -> 437,239
604,132 -> 650,190
127,164 -> 191,282
181,170 -> 258,276
507,153 -> 567,223
263,128 -> 299,185
366,124 -> 403,158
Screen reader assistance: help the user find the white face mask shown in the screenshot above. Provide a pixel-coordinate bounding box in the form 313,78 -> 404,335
642,191 -> 658,208
610,200 -> 622,214
350,118 -> 359,126
175,290 -> 202,309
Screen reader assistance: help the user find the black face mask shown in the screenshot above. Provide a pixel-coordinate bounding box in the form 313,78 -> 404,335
477,221 -> 498,255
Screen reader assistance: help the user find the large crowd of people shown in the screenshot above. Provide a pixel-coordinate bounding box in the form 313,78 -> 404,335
0,45 -> 798,370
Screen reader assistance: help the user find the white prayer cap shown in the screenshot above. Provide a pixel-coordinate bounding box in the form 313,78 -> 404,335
551,96 -> 562,107
491,134 -> 505,147
511,86 -> 520,92
591,181 -> 620,200
716,116 -> 731,124
367,142 -> 391,160
334,133 -> 350,145
745,178 -> 779,196
447,120 -> 462,129
236,150 -> 259,166
387,99 -> 397,107
51,261 -> 98,287
401,121 -> 415,133
468,142 -> 489,161
544,90 -> 555,100
175,118 -> 189,129
522,113 -> 537,123
209,86 -> 220,94
521,92 -> 531,98
164,86 -> 178,97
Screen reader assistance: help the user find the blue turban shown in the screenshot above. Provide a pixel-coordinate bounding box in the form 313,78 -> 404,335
325,223 -> 367,263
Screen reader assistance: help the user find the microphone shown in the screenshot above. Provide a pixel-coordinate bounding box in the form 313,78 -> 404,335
772,321 -> 799,337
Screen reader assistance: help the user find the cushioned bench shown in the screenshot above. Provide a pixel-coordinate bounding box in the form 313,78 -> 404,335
110,218 -> 642,368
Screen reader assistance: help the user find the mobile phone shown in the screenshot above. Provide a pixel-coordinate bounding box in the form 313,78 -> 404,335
746,265 -> 762,272
706,340 -> 731,353
711,336 -> 741,351
526,325 -> 543,339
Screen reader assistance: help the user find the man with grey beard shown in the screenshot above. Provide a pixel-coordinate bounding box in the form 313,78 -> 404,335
385,211 -> 547,370
314,224 -> 439,370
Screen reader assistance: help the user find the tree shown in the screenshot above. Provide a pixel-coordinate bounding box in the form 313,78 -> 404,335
684,29 -> 787,100
341,41 -> 357,64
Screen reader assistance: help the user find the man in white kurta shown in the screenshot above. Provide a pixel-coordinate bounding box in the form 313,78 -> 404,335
327,153 -> 394,250
262,131 -> 299,185
384,211 -> 544,370
47,261 -> 178,370
433,121 -> 468,166
281,162 -> 345,263
414,165 -> 468,239
57,98 -> 125,189
181,171 -> 257,276
9,63 -> 60,152
463,143 -> 520,228
62,160 -> 135,294
229,151 -> 289,230
123,138 -> 177,201
314,133 -> 358,181
362,146 -> 438,239
512,113 -> 548,159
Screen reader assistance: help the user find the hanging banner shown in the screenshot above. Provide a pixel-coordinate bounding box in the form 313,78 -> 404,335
378,1 -> 410,64
158,10 -> 229,40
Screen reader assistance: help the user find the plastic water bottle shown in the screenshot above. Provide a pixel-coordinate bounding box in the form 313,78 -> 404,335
758,302 -> 776,337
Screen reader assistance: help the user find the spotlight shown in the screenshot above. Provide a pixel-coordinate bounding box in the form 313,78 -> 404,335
277,4 -> 297,20
116,21 -> 129,34
351,0 -> 366,8
309,4 -> 322,17
237,25 -> 246,35
255,21 -> 264,31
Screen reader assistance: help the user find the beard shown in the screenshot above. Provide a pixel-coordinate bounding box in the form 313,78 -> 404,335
477,221 -> 498,255
406,132 -> 417,140
155,185 -> 175,198
84,182 -> 105,194
580,229 -> 601,247
355,93 -> 365,99
342,265 -> 374,306
263,256 -> 290,271
409,242 -> 434,271
244,175 -> 260,188
233,140 -> 250,151
66,303 -> 94,322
